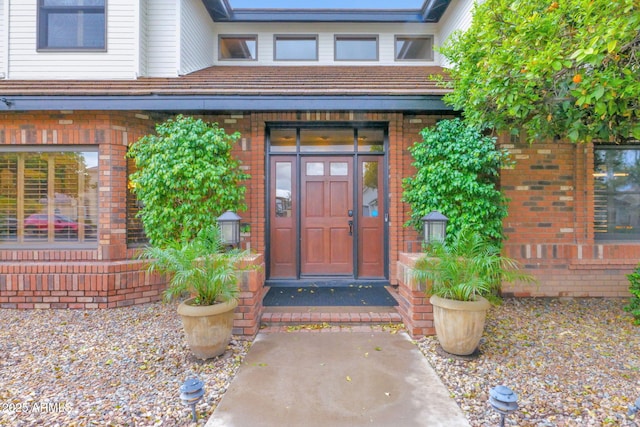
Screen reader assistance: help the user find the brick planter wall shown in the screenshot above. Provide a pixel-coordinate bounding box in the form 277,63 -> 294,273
395,252 -> 434,338
0,260 -> 165,309
234,254 -> 266,337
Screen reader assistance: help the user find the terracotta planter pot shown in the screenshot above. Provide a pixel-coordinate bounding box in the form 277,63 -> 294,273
429,294 -> 490,356
177,297 -> 238,360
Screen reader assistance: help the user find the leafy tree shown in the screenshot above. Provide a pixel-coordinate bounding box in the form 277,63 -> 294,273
402,118 -> 510,243
440,0 -> 640,143
127,115 -> 249,245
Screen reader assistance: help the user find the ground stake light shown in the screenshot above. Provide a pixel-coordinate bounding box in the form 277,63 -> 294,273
217,210 -> 241,247
421,211 -> 448,244
628,396 -> 640,417
180,377 -> 205,421
489,385 -> 518,427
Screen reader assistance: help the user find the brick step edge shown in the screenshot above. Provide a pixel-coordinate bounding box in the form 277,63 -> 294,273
261,311 -> 403,324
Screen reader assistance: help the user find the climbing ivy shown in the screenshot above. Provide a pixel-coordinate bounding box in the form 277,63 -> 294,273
127,115 -> 249,246
402,118 -> 510,244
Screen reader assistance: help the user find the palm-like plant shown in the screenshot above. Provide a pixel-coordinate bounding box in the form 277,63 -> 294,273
413,228 -> 534,302
140,225 -> 247,306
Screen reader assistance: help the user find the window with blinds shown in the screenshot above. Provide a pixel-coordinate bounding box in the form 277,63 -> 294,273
0,149 -> 98,246
126,156 -> 148,246
594,145 -> 640,240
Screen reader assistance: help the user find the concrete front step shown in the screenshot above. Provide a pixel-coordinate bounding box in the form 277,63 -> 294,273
261,306 -> 403,328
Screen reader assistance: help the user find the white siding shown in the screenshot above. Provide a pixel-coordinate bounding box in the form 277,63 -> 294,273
180,0 -> 215,75
145,0 -> 178,77
437,0 -> 476,67
212,22 -> 440,66
8,1 -> 137,80
0,0 -> 6,79
138,0 -> 148,77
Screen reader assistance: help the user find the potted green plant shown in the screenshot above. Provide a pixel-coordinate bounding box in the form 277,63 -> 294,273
140,225 -> 250,359
413,228 -> 534,355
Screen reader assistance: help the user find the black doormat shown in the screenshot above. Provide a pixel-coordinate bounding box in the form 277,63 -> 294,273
263,285 -> 399,307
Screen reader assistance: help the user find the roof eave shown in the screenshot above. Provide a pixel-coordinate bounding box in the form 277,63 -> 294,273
0,94 -> 452,113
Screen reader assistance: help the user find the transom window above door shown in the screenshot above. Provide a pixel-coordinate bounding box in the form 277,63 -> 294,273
269,126 -> 385,153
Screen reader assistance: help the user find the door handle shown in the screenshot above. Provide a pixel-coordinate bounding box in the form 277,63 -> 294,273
348,220 -> 353,236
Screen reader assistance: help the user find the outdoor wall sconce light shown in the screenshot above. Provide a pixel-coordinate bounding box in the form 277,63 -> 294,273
421,211 -> 448,244
489,385 -> 518,427
217,210 -> 241,247
180,377 -> 205,421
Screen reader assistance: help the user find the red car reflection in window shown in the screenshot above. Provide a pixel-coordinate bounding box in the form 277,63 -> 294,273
24,214 -> 78,236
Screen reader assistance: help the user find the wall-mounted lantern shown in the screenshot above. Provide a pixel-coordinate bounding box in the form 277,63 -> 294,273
217,210 -> 241,247
421,211 -> 448,244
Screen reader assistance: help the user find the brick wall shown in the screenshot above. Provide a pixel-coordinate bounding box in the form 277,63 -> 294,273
0,111 -> 164,309
2,109 -> 632,316
500,136 -> 634,297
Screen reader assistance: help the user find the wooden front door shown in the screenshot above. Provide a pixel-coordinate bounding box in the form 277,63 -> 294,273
268,125 -> 387,281
300,157 -> 353,275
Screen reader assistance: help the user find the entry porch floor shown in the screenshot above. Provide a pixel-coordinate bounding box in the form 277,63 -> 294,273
260,286 -> 403,331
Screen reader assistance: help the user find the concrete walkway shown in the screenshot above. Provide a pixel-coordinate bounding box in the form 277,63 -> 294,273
206,331 -> 470,427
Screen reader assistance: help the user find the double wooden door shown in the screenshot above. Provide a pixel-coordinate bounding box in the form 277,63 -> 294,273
269,155 -> 385,279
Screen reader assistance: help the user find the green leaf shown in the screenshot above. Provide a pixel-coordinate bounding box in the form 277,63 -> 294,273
593,86 -> 605,100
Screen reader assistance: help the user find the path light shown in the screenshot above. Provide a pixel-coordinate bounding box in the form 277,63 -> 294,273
180,377 -> 205,421
217,210 -> 241,247
421,211 -> 448,244
628,396 -> 640,417
489,385 -> 518,427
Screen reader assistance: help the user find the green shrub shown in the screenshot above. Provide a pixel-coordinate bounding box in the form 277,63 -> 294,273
127,115 -> 249,245
402,118 -> 511,244
412,227 -> 534,302
624,264 -> 640,324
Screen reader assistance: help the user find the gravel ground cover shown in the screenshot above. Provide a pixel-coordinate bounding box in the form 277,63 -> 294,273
0,298 -> 638,426
417,298 -> 640,427
0,302 -> 250,426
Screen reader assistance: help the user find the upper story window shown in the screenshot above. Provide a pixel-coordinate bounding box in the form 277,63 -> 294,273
395,35 -> 434,61
219,35 -> 258,60
335,35 -> 378,61
274,35 -> 318,61
37,0 -> 106,51
0,148 -> 99,247
594,144 -> 640,240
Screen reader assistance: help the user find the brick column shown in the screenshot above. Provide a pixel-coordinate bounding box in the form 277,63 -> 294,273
395,252 -> 435,338
233,254 -> 266,337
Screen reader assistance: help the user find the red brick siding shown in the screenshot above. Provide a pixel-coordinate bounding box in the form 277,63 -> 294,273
500,136 -> 634,297
0,111 -> 161,308
2,110 -> 634,317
